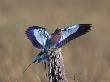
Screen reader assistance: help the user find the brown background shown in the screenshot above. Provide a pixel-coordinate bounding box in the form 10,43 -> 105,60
0,0 -> 110,82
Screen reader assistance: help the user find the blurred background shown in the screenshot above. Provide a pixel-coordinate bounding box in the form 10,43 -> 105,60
0,0 -> 110,82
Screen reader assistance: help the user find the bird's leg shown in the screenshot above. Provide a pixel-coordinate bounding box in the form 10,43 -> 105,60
44,62 -> 48,77
44,62 -> 46,70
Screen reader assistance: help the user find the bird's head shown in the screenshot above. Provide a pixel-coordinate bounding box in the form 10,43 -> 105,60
53,28 -> 61,34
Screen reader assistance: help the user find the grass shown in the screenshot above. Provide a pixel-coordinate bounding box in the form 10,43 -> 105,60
0,0 -> 110,82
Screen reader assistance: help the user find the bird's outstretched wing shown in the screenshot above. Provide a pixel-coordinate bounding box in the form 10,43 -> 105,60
25,26 -> 51,49
55,24 -> 92,48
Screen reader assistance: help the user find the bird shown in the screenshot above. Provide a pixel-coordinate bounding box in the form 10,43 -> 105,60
25,24 -> 91,63
32,51 -> 48,63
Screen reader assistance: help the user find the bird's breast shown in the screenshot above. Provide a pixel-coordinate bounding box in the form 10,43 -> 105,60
51,34 -> 61,44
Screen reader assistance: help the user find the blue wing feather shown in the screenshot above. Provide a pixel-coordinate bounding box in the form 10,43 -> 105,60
55,24 -> 91,48
25,26 -> 50,49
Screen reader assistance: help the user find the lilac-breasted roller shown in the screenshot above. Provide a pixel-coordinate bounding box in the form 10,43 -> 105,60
25,24 -> 91,63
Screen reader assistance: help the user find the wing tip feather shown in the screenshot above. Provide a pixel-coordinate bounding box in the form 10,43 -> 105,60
79,24 -> 92,33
